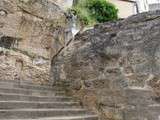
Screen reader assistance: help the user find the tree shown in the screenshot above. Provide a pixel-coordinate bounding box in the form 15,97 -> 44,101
69,0 -> 118,27
87,0 -> 118,23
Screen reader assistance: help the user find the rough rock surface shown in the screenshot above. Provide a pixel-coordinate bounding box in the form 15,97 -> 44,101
0,0 -> 68,59
0,48 -> 49,84
0,0 -> 69,83
51,11 -> 160,120
51,0 -> 73,10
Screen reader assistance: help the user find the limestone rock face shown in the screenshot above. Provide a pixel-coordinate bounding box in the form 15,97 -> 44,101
51,11 -> 160,120
0,48 -> 49,84
0,0 -> 68,83
0,0 -> 67,59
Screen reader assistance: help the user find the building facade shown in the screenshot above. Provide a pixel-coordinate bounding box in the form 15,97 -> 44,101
109,0 -> 137,18
109,0 -> 160,18
136,0 -> 160,12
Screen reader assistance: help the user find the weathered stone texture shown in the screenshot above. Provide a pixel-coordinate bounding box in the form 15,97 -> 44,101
0,0 -> 67,59
50,0 -> 73,10
0,48 -> 49,84
51,11 -> 160,120
0,0 -> 69,83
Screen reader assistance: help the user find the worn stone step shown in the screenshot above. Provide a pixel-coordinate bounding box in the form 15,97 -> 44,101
0,87 -> 66,96
0,109 -> 93,119
0,101 -> 81,109
0,93 -> 75,102
124,87 -> 156,105
148,104 -> 160,108
0,115 -> 98,120
148,104 -> 160,117
0,79 -> 98,119
0,79 -> 51,86
0,82 -> 62,91
123,110 -> 160,120
123,106 -> 160,120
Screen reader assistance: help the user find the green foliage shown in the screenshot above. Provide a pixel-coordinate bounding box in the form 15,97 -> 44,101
87,0 -> 118,22
69,0 -> 118,26
70,7 -> 91,25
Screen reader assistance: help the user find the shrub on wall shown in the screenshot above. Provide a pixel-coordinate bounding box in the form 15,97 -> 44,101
69,0 -> 118,26
87,0 -> 118,23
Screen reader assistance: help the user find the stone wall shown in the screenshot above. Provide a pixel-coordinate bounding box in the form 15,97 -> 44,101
51,11 -> 160,120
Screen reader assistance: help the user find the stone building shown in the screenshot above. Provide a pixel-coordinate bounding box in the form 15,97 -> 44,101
109,0 -> 137,18
109,0 -> 160,18
136,0 -> 160,12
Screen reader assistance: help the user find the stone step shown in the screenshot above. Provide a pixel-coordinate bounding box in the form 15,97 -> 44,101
148,104 -> 160,108
0,93 -> 75,102
0,87 -> 66,96
0,115 -> 98,120
0,109 -> 94,119
123,105 -> 160,120
124,87 -> 156,105
148,104 -> 160,117
0,101 -> 81,109
0,80 -> 98,120
124,104 -> 160,120
0,79 -> 51,86
0,82 -> 62,91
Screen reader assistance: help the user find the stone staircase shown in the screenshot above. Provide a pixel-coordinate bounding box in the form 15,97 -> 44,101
0,80 -> 98,120
123,87 -> 160,120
